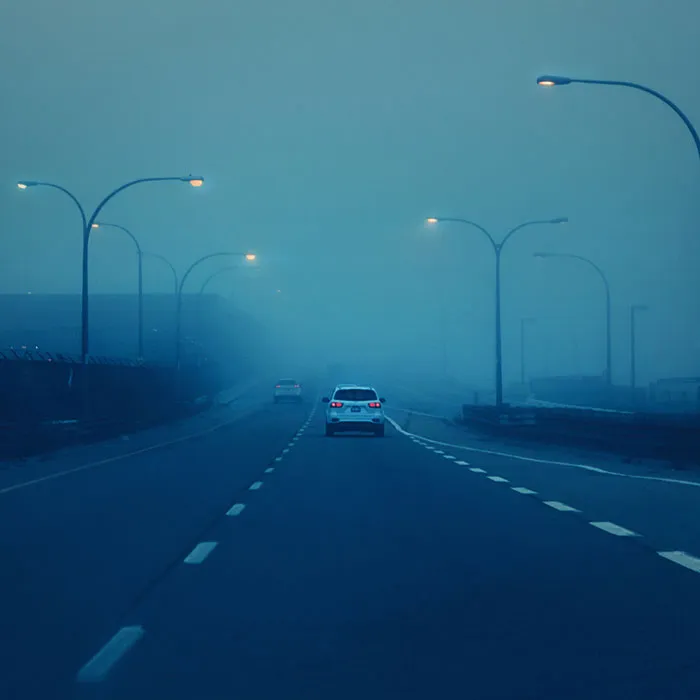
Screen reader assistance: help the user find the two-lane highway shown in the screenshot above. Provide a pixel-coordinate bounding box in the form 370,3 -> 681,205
83,399 -> 700,698
4,384 -> 700,699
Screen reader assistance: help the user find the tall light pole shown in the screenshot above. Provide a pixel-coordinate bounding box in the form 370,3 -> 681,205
176,252 -> 256,375
17,175 -> 204,363
520,317 -> 536,385
535,75 -> 700,164
534,252 -> 612,385
91,222 -> 145,361
426,217 -> 568,407
630,304 -> 649,390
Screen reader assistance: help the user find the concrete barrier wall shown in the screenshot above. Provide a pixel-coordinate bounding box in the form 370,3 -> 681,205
460,404 -> 700,465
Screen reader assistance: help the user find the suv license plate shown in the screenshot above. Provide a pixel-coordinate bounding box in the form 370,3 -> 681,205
351,406 -> 360,413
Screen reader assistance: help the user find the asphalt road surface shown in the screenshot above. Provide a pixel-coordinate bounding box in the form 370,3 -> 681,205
2,381 -> 700,699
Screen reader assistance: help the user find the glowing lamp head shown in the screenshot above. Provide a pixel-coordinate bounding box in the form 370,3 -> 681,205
536,75 -> 572,87
425,218 -> 439,225
245,253 -> 257,262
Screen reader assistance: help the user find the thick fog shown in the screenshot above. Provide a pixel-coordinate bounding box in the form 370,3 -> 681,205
2,0 -> 699,389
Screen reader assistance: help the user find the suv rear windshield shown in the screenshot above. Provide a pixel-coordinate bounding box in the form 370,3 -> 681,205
278,379 -> 297,385
333,389 -> 378,401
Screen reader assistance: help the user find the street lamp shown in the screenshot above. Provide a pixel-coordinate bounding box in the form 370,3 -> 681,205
630,304 -> 649,391
534,252 -> 612,386
175,251 -> 257,378
17,175 -> 204,363
535,75 -> 700,163
91,222 -> 145,361
426,216 -> 568,407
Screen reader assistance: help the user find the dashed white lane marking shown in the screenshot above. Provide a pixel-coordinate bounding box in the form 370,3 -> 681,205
282,448 -> 290,454
658,551 -> 700,574
226,503 -> 246,516
512,487 -> 537,495
487,476 -> 509,483
385,416 -> 700,490
76,626 -> 144,683
249,481 -> 263,491
274,456 -> 283,462
590,521 -> 638,537
544,501 -> 580,512
469,467 -> 487,473
264,467 -> 275,473
443,455 -> 456,460
455,460 -> 470,466
184,541 -> 218,564
433,450 -> 445,454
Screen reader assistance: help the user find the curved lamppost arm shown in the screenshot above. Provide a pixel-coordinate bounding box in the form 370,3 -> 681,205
574,78 -> 700,162
143,252 -> 179,294
553,253 -> 609,292
93,222 -> 142,254
85,176 -> 201,241
430,217 -> 497,251
537,75 -> 700,163
500,219 -> 566,250
179,252 -> 249,297
199,266 -> 240,294
18,181 -> 87,231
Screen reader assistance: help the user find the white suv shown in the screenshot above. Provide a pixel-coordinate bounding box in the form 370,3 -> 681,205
323,385 -> 386,437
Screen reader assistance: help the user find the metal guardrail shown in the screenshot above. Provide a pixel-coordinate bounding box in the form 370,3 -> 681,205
0,348 -> 145,366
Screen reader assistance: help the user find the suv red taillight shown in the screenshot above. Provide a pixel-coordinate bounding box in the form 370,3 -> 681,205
330,401 -> 343,408
368,402 -> 381,408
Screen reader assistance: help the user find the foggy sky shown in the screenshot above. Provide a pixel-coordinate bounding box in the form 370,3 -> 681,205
2,0 -> 699,386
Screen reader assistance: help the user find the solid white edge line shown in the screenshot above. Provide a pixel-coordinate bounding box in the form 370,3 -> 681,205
249,481 -> 263,490
0,410 -> 258,497
590,521 -> 638,536
76,626 -> 145,683
512,487 -> 537,495
226,503 -> 246,516
544,501 -> 580,512
658,551 -> 700,573
384,416 -> 700,490
487,476 -> 509,483
184,541 -> 218,564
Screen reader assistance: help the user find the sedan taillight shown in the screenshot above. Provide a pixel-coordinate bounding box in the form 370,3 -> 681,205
330,401 -> 344,408
368,402 -> 381,408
